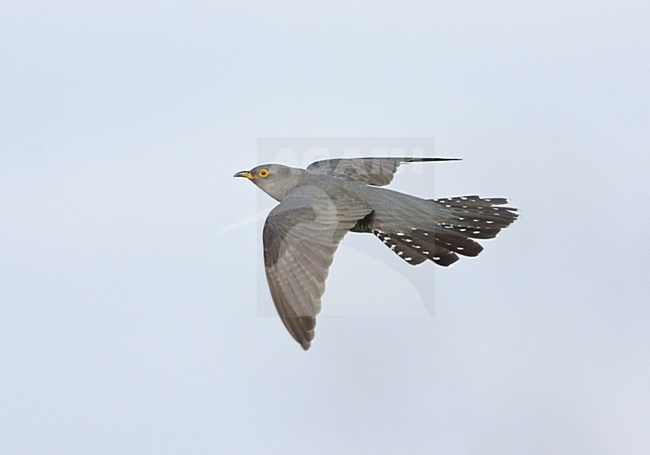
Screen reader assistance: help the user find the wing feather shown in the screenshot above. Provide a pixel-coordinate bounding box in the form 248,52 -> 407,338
263,184 -> 372,350
306,157 -> 460,186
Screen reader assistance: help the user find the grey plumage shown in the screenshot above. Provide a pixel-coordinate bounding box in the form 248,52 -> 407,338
307,157 -> 460,186
234,157 -> 518,350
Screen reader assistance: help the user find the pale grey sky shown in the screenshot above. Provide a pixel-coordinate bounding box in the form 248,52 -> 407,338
2,1 -> 650,454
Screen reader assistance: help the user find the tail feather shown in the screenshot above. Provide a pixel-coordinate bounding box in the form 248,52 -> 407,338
372,196 -> 517,268
421,230 -> 484,257
432,196 -> 518,237
373,228 -> 472,267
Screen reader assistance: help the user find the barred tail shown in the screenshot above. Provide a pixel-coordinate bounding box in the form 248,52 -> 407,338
373,227 -> 482,267
373,196 -> 518,268
432,196 -> 518,239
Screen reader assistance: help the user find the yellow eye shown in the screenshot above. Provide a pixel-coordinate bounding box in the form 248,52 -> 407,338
258,168 -> 270,178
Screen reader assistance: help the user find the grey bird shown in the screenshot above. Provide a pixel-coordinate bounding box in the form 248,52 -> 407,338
234,157 -> 518,350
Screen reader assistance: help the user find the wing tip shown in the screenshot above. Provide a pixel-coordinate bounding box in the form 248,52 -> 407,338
404,157 -> 462,163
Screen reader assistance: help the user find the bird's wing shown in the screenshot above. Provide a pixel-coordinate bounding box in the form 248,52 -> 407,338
263,184 -> 372,350
306,157 -> 460,186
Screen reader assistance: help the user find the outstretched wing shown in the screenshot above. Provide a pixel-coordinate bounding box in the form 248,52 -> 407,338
306,157 -> 460,186
263,184 -> 372,350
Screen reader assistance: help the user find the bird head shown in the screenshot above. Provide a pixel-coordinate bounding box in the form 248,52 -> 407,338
234,164 -> 305,201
